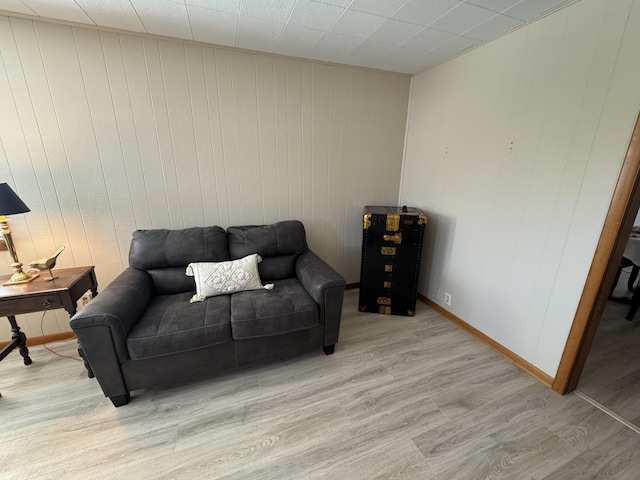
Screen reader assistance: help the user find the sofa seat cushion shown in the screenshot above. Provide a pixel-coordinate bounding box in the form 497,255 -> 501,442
230,278 -> 318,339
127,292 -> 232,360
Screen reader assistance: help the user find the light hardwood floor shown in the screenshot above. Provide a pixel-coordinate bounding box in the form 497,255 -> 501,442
577,271 -> 640,430
2,290 -> 639,479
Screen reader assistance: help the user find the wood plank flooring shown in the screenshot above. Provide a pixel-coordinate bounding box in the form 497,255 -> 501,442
2,290 -> 639,479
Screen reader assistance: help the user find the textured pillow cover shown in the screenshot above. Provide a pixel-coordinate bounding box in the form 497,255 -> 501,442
186,254 -> 274,302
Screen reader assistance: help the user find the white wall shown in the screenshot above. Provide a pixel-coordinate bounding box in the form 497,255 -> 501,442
0,16 -> 410,341
401,0 -> 640,376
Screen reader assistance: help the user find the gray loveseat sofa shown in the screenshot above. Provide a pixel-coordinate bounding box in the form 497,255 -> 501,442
70,220 -> 346,407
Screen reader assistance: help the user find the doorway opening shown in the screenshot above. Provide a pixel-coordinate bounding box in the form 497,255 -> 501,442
553,112 -> 640,394
575,252 -> 640,432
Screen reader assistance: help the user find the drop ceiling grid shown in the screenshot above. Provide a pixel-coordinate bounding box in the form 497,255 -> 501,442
2,0 -> 582,74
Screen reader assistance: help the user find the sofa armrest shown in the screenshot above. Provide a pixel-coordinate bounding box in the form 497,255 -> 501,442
70,267 -> 154,364
296,251 -> 346,346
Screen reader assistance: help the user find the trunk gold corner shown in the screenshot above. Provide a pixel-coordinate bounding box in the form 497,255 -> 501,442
363,213 -> 372,229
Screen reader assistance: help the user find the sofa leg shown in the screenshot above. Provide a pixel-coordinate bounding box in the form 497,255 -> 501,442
323,344 -> 335,355
110,393 -> 130,407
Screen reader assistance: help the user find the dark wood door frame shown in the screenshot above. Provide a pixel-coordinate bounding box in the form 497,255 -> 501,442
553,112 -> 640,394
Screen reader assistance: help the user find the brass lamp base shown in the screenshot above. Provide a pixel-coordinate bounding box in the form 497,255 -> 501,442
3,270 -> 38,286
1,216 -> 39,286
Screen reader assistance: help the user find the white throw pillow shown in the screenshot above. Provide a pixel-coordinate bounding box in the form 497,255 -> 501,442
186,254 -> 274,303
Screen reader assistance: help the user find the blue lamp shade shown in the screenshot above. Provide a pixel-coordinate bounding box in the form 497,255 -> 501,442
0,183 -> 30,216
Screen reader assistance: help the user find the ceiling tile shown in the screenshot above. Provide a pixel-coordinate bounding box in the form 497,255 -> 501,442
429,34 -> 479,57
21,0 -> 93,24
367,19 -> 424,45
76,0 -> 145,32
463,0 -> 522,13
345,39 -> 396,66
287,0 -> 345,31
392,0 -> 460,26
385,45 -> 437,62
186,0 -> 240,14
0,0 -> 37,15
314,32 -> 363,57
378,46 -> 436,74
310,0 -> 351,7
401,27 -> 457,52
463,12 -> 523,40
188,5 -> 237,46
429,3 -> 496,35
330,9 -> 386,39
503,0 -> 573,21
278,24 -> 325,49
236,15 -> 284,52
273,43 -> 315,59
240,0 -> 296,23
355,39 -> 397,57
131,0 -> 192,40
2,0 -> 580,75
348,0 -> 409,18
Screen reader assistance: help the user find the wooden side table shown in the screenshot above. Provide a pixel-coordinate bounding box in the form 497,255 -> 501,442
0,266 -> 98,377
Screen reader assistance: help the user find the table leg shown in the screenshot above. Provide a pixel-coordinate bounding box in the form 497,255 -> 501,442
77,344 -> 94,378
65,305 -> 94,378
82,288 -> 97,377
8,315 -> 32,365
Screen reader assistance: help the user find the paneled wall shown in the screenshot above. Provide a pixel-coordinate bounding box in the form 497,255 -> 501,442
0,16 -> 410,341
401,0 -> 640,376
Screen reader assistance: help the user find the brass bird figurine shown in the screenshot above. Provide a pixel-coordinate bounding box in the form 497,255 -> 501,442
30,246 -> 65,281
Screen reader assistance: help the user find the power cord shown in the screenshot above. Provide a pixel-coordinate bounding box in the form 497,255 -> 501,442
39,311 -> 82,362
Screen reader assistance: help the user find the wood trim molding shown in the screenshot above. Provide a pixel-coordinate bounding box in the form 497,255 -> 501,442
349,113 -> 640,394
552,113 -> 640,394
345,282 -> 360,290
0,331 -> 75,349
418,294 -> 554,388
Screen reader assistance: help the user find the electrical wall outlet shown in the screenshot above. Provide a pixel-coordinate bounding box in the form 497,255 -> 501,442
444,292 -> 452,306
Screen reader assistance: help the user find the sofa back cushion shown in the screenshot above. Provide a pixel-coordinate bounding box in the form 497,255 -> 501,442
227,220 -> 308,281
129,226 -> 229,294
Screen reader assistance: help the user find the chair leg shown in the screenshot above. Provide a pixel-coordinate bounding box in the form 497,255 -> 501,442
626,287 -> 640,321
323,344 -> 335,355
629,265 -> 640,291
610,266 -> 623,298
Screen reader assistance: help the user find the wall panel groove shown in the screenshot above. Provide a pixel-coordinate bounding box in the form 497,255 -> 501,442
401,0 -> 640,377
0,15 -> 410,341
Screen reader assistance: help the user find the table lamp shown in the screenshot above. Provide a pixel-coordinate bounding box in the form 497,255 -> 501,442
0,183 -> 38,285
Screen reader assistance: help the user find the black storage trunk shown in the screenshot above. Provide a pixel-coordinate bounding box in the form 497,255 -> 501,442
359,206 -> 426,316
